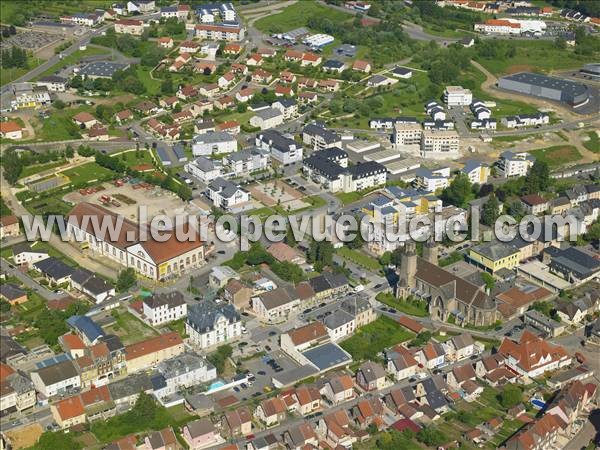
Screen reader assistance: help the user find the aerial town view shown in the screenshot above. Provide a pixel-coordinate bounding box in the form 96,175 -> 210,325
0,0 -> 599,449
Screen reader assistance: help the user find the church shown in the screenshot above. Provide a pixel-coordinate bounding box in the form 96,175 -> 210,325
396,242 -> 499,327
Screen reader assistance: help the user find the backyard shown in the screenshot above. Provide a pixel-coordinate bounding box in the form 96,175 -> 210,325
106,309 -> 158,345
376,292 -> 429,317
339,315 -> 414,362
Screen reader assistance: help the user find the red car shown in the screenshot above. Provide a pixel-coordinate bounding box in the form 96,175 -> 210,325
245,434 -> 255,440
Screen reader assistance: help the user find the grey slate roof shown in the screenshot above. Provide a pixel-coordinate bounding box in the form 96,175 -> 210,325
254,107 -> 282,120
193,131 -> 235,144
33,257 -> 74,280
208,177 -> 244,198
323,309 -> 354,329
186,301 -> 240,333
143,291 -> 185,309
33,359 -> 78,385
0,283 -> 26,301
303,122 -> 340,144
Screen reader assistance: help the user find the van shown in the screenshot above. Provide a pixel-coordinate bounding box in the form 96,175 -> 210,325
353,285 -> 365,293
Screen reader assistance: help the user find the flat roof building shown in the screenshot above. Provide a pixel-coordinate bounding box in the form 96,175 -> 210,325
498,72 -> 590,106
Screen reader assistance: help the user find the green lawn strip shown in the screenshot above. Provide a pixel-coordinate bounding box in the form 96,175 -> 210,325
583,131 -> 599,153
334,191 -> 365,205
34,46 -> 112,81
339,315 -> 414,362
254,1 -> 353,34
529,145 -> 582,168
134,65 -> 162,96
336,247 -> 381,272
376,292 -> 429,317
20,160 -> 68,179
61,162 -> 117,185
166,318 -> 187,337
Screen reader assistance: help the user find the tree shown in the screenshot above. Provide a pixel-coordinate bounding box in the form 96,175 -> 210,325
416,427 -> 447,447
116,268 -> 136,291
442,173 -> 473,208
30,431 -> 83,450
65,146 -> 74,158
480,272 -> 495,291
554,36 -> 567,50
507,200 -> 524,219
498,384 -> 522,408
481,193 -> 500,226
53,99 -> 66,109
160,77 -> 174,95
524,161 -> 550,194
0,299 -> 10,313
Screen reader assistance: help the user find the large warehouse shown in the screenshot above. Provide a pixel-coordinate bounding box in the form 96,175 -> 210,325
498,72 -> 590,106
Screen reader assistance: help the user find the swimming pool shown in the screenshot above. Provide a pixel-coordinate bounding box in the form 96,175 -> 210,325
209,380 -> 225,391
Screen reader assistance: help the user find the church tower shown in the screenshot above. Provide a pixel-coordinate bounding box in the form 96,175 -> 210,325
423,239 -> 438,265
397,242 -> 417,299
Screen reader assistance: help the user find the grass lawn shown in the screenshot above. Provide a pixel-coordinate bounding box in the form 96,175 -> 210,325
134,65 -> 162,96
23,195 -> 73,216
336,247 -> 381,272
20,160 -> 67,179
166,318 -> 187,337
529,145 -> 582,168
34,46 -> 112,80
475,40 -> 593,76
250,206 -> 276,221
15,291 -> 46,322
61,162 -> 116,185
28,105 -> 100,142
254,0 -> 353,34
1,57 -> 44,86
376,292 -> 429,317
112,149 -> 155,168
29,241 -> 79,267
339,315 -> 414,362
583,131 -> 599,153
107,310 -> 158,345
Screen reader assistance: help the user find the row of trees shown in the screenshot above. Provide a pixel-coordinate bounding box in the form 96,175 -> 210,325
2,147 -> 71,185
1,46 -> 28,69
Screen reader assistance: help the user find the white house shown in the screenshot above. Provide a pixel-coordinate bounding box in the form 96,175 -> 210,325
496,151 -> 535,177
186,302 -> 242,350
142,291 -> 187,326
192,132 -> 237,156
255,130 -> 303,165
185,156 -> 223,183
223,147 -> 269,176
322,310 -> 356,342
30,360 -> 81,398
207,177 -> 250,210
443,86 -> 473,106
386,345 -> 419,381
11,242 -> 49,267
249,107 -> 284,130
153,353 -> 217,399
413,167 -> 450,192
272,99 -> 298,120
461,160 -> 490,184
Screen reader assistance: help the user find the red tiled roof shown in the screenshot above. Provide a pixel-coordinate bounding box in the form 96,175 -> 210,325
0,121 -> 22,133
54,396 -> 85,421
125,331 -> 182,361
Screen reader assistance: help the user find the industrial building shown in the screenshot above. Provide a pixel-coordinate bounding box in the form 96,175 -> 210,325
498,72 -> 590,106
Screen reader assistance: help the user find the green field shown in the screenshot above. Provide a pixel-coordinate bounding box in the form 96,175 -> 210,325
1,1 -> 114,24
112,149 -> 155,167
530,145 -> 582,168
28,106 -> 100,142
254,1 -> 352,33
34,46 -> 112,80
339,315 -> 414,362
61,162 -> 116,185
476,40 -> 592,76
583,131 -> 599,153
336,247 -> 381,272
1,57 -> 44,86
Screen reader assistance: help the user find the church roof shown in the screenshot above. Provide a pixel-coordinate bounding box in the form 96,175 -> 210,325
416,258 -> 495,311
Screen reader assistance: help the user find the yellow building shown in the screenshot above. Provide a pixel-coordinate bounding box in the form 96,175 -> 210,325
469,241 -> 520,274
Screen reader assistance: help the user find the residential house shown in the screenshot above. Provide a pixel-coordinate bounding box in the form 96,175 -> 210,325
356,361 -> 387,391
223,147 -> 269,177
250,107 -> 284,130
282,422 -> 318,449
444,333 -> 476,362
521,194 -> 550,215
322,309 -> 355,342
294,386 -> 322,416
498,330 -> 572,378
0,121 -> 24,139
183,418 -> 223,450
186,301 -> 242,349
218,71 -> 235,88
194,24 -> 245,41
352,60 -> 371,73
144,427 -> 180,450
185,156 -> 222,183
272,98 -> 298,119
414,341 -> 446,369
255,129 -> 303,165
124,331 -> 184,374
51,396 -> 86,429
386,344 -> 419,381
351,398 -> 385,429
30,359 -> 81,398
321,374 -> 355,405
223,279 -> 253,309
114,18 -> 144,35
255,397 -> 287,426
302,122 -> 342,151
317,410 -> 356,448
0,284 -> 27,306
252,286 -> 300,323
446,363 -> 477,390
192,131 -> 237,155
221,407 -> 252,437
246,54 -> 263,66
251,69 -> 273,84
206,177 -> 250,210
142,292 -> 187,326
158,37 -> 174,48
